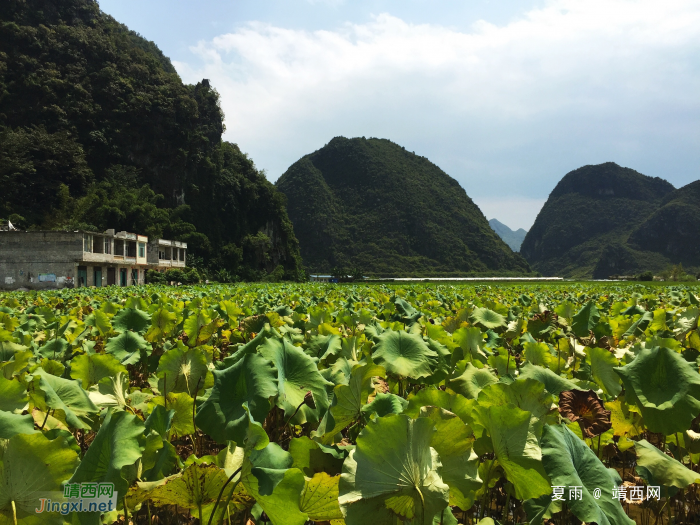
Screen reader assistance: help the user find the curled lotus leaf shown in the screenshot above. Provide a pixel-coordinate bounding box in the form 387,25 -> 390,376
559,389 -> 612,439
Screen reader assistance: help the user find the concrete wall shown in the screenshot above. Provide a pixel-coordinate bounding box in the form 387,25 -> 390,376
0,231 -> 82,290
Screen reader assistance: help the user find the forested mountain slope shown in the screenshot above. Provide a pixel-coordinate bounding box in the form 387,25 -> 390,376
627,180 -> 700,268
276,137 -> 531,276
520,162 -> 691,278
0,0 -> 303,281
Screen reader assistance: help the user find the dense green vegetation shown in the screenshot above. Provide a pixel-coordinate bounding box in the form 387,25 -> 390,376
488,219 -> 527,252
276,137 -> 531,277
2,282 -> 700,524
520,162 -> 700,279
628,180 -> 700,268
0,0 -> 304,282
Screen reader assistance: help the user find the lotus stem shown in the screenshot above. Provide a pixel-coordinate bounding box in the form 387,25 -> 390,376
40,409 -> 50,430
207,467 -> 242,525
11,500 -> 17,525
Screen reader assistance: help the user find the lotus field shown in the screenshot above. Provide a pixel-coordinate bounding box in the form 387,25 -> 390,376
2,283 -> 700,525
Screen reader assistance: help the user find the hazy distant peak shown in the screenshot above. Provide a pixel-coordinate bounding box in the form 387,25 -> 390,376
489,218 -> 527,252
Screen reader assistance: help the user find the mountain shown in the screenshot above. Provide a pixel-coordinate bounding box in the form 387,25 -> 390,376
520,162 -> 678,278
627,180 -> 700,268
489,219 -> 527,252
0,0 -> 303,281
276,137 -> 531,276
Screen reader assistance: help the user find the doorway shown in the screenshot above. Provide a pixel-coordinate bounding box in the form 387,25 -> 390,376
77,266 -> 87,288
94,268 -> 102,287
107,267 -> 116,286
120,268 -> 127,286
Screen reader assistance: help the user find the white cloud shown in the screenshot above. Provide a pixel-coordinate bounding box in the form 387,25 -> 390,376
173,0 -> 700,228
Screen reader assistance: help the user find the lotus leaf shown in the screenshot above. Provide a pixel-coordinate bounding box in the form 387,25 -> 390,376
195,353 -> 278,444
0,433 -> 80,525
448,363 -> 498,399
69,409 -> 146,498
0,375 -> 27,412
470,308 -> 507,330
113,307 -> 151,334
259,335 -> 331,424
614,346 -> 700,435
635,439 -> 700,489
70,353 -> 127,390
105,331 -> 149,365
339,414 -> 450,524
372,329 -> 437,379
474,403 -> 550,500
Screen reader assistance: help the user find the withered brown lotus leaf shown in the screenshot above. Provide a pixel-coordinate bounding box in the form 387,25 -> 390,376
559,389 -> 612,438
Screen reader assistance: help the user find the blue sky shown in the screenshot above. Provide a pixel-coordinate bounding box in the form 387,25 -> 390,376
99,0 -> 700,230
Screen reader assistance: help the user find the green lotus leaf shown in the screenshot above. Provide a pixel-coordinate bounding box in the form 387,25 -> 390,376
419,406 -> 480,510
623,311 -> 654,337
151,392 -> 195,437
195,353 -> 278,444
30,368 -> 99,429
523,342 -> 555,369
138,462 -> 229,518
112,307 -> 151,334
474,403 -> 550,500
105,331 -> 149,365
143,440 -> 180,482
289,436 -> 346,477
361,392 -> 408,418
372,329 -> 437,379
635,439 -> 700,489
305,334 -> 342,360
470,308 -> 507,330
339,414 -> 450,524
298,472 -> 344,521
404,386 -> 475,425
145,308 -> 178,341
183,310 -> 212,346
87,372 -> 130,411
394,297 -> 421,324
70,353 -> 127,390
242,443 -> 307,525
0,432 -> 80,525
572,301 -> 600,338
38,358 -> 64,377
319,362 -> 386,443
144,404 -> 176,440
0,375 -> 27,412
518,362 -> 580,396
259,336 -> 332,424
0,411 -> 37,439
585,347 -> 621,397
448,363 -> 498,399
36,338 -> 70,361
478,378 -> 554,419
526,424 -> 633,525
218,325 -> 282,369
1,349 -> 32,379
614,346 -> 700,435
156,342 -> 212,397
69,409 -> 146,498
83,309 -> 112,336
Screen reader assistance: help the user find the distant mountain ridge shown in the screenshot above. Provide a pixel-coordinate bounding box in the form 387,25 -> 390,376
489,219 -> 527,252
276,137 -> 532,276
520,162 -> 699,278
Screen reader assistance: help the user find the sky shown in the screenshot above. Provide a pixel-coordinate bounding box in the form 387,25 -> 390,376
99,0 -> 700,230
